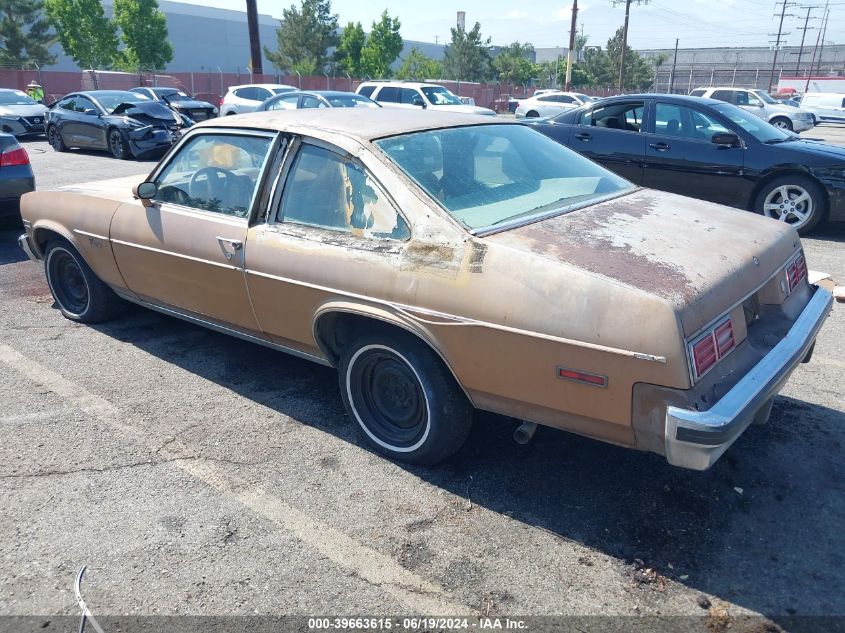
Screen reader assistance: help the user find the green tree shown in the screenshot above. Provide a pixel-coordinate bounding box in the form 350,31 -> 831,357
442,21 -> 490,82
45,0 -> 116,68
113,0 -> 172,71
265,0 -> 339,75
583,45 -> 615,87
1,0 -> 57,66
492,42 -> 535,85
605,26 -> 653,90
359,10 -> 402,78
335,21 -> 365,76
395,47 -> 441,80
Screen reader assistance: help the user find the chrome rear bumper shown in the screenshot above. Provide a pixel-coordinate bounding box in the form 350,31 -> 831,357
18,233 -> 39,262
665,286 -> 833,470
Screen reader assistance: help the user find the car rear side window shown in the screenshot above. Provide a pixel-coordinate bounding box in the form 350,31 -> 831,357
278,144 -> 410,240
689,89 -> 706,97
301,96 -> 326,109
268,95 -> 299,110
358,85 -> 376,98
234,87 -> 257,101
377,87 -> 400,102
711,90 -> 736,104
153,133 -> 274,218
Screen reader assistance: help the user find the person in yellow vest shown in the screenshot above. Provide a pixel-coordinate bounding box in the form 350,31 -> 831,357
26,81 -> 44,103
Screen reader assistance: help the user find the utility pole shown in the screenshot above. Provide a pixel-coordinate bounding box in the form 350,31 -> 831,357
814,6 -> 830,78
768,0 -> 794,92
805,1 -> 827,92
611,0 -> 650,94
245,0 -> 263,75
668,38 -> 679,94
794,5 -> 818,77
565,0 -> 578,91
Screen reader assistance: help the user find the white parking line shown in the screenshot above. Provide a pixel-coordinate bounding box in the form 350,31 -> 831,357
0,343 -> 474,615
1,407 -> 78,423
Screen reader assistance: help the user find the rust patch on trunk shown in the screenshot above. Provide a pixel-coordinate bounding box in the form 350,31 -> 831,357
468,242 -> 487,273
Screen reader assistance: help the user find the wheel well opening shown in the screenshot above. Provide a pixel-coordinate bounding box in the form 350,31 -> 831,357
314,312 -> 406,367
32,227 -> 64,257
747,170 -> 829,213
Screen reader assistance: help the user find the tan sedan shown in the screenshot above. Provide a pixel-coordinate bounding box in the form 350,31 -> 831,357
18,109 -> 834,469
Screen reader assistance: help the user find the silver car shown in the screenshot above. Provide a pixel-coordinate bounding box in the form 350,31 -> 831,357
690,87 -> 815,132
0,89 -> 48,137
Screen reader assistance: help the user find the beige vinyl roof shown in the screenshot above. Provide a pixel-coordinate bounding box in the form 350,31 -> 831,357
196,108 -> 512,141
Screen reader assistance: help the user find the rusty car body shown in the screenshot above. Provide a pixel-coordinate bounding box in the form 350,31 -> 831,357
18,109 -> 834,470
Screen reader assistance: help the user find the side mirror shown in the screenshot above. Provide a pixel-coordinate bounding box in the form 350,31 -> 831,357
711,132 -> 739,147
133,181 -> 157,207
83,108 -> 97,116
412,97 -> 426,108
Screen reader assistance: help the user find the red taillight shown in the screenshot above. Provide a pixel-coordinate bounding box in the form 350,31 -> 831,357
0,145 -> 29,167
787,253 -> 807,292
691,317 -> 736,380
692,335 -> 718,378
219,97 -> 224,107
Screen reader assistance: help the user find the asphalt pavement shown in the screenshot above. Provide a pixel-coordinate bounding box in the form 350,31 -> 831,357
0,127 -> 843,633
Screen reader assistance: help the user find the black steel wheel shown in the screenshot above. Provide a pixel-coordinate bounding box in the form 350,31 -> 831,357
339,329 -> 473,465
44,239 -> 124,323
47,125 -> 66,152
109,129 -> 130,160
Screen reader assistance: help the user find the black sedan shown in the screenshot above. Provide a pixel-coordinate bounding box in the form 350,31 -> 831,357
523,94 -> 845,234
130,86 -> 218,122
46,91 -> 187,160
256,90 -> 380,111
0,132 -> 35,227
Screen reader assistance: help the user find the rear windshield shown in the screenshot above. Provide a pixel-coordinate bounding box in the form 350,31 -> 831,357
376,124 -> 632,232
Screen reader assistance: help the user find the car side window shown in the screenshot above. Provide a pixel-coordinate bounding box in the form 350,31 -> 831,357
580,101 -> 645,132
153,133 -> 274,218
689,89 -> 706,97
234,87 -> 255,101
268,95 -> 299,110
400,88 -> 421,105
255,88 -> 271,101
711,90 -> 735,104
377,87 -> 400,102
57,97 -> 76,111
735,91 -> 750,106
555,95 -> 575,103
358,85 -> 375,98
278,144 -> 410,240
74,97 -> 97,113
301,95 -> 326,109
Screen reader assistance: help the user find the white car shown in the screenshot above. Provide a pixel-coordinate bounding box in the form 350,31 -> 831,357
515,92 -> 594,119
220,83 -> 297,115
356,81 -> 495,116
689,87 -> 815,132
799,92 -> 845,124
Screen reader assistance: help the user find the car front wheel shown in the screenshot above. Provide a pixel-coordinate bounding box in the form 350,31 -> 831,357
339,330 -> 473,465
771,116 -> 793,131
108,129 -> 130,159
47,125 -> 66,152
44,239 -> 124,323
756,175 -> 825,234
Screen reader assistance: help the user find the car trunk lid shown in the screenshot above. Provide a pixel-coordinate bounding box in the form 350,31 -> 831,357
483,188 -> 799,336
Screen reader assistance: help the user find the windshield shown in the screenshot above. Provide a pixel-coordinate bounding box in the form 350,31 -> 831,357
752,90 -> 778,104
0,90 -> 38,106
711,103 -> 791,143
159,90 -> 191,102
420,86 -> 462,106
325,94 -> 380,108
95,92 -> 147,114
376,124 -> 633,232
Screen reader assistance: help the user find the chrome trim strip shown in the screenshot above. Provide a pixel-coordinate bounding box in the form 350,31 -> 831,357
112,289 -> 332,367
110,239 -> 241,271
17,233 -> 38,262
665,287 -> 833,470
471,189 -> 636,238
73,229 -> 110,241
248,268 -> 667,363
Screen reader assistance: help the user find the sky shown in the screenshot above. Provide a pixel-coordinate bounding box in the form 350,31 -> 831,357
207,0 -> 844,51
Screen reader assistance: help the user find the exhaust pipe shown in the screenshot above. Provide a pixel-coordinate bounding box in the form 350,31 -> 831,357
513,421 -> 538,445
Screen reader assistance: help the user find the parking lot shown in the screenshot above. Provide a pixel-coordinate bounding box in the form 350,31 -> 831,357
1,125 -> 844,632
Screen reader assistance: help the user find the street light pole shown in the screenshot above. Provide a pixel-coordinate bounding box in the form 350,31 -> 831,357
565,0 -> 578,91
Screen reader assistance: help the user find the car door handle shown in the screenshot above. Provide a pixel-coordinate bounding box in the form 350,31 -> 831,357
574,132 -> 592,141
649,142 -> 670,151
216,236 -> 243,260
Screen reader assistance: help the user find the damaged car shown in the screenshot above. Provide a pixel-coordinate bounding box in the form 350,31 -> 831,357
45,90 -> 187,160
18,110 -> 835,471
130,86 -> 218,122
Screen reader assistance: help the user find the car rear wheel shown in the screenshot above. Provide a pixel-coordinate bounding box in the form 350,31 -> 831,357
756,175 -> 825,234
108,129 -> 130,160
47,125 -> 66,152
338,330 -> 473,465
44,239 -> 124,323
526,110 -> 539,118
771,117 -> 793,131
